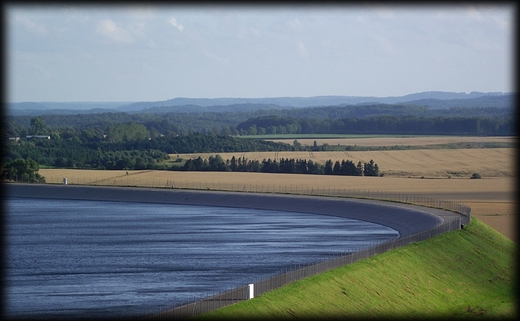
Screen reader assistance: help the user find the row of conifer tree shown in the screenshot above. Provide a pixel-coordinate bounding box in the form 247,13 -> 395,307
175,155 -> 380,176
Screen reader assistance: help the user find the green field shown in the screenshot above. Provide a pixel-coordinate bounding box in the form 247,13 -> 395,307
193,218 -> 516,319
238,134 -> 409,140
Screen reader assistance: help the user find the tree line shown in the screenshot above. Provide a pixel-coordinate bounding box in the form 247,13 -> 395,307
3,116 -> 295,170
1,157 -> 45,183
5,103 -> 513,138
236,115 -> 513,136
2,104 -> 513,177
175,155 -> 380,176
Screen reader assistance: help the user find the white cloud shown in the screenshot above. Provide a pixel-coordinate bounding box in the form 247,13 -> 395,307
237,26 -> 261,42
204,50 -> 229,65
286,18 -> 302,31
374,6 -> 395,19
356,15 -> 367,23
370,34 -> 396,54
31,62 -> 54,80
465,6 -> 484,21
63,7 -> 90,23
168,17 -> 184,31
297,40 -> 308,58
127,21 -> 146,38
492,15 -> 511,30
15,16 -> 48,36
147,39 -> 157,48
124,6 -> 157,19
96,19 -> 134,44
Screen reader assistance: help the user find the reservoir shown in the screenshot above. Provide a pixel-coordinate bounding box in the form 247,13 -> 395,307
4,197 -> 399,320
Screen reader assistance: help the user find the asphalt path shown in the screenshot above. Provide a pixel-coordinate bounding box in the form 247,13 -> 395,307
5,184 -> 465,237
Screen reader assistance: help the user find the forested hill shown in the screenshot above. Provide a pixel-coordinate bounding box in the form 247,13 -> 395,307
399,94 -> 515,110
114,91 -> 512,110
5,101 -> 513,137
235,114 -> 512,136
7,92 -> 513,116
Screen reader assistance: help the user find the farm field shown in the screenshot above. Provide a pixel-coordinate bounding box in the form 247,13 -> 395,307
268,135 -> 514,147
170,148 -> 515,178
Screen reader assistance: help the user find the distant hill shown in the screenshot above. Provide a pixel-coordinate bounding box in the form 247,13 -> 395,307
400,94 -> 516,110
389,91 -> 506,102
118,91 -> 509,110
5,102 -> 129,116
6,92 -> 513,116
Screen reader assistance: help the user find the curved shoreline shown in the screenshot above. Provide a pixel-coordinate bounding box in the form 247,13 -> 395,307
5,183 -> 464,236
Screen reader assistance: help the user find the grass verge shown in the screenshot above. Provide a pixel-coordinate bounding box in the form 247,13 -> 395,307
193,218 -> 516,320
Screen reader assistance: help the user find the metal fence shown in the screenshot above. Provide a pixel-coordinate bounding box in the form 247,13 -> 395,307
41,175 -> 471,223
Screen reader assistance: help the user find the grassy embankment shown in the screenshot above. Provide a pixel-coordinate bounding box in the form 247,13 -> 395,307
192,218 -> 516,320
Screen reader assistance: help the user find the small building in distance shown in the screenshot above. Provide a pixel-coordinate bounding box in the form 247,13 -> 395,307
26,135 -> 51,139
8,137 -> 20,145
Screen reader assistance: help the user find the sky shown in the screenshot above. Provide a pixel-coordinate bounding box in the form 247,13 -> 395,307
5,3 -> 515,103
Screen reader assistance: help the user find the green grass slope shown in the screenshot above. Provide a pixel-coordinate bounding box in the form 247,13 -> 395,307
194,218 -> 516,320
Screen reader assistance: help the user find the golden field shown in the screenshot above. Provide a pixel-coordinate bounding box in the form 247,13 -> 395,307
170,148 -> 515,178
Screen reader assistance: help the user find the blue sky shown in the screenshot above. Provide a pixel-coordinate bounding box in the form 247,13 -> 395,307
5,4 -> 514,102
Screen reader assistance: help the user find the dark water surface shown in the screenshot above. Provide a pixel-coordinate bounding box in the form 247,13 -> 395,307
4,197 -> 398,320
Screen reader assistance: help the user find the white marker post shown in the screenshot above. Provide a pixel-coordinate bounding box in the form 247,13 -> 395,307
247,284 -> 254,299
